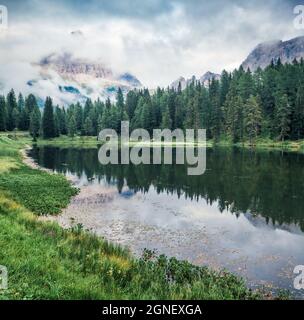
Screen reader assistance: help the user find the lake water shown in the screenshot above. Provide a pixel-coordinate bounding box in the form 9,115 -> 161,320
29,146 -> 304,298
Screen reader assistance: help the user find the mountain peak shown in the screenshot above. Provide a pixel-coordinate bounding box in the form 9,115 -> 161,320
39,52 -> 113,80
242,36 -> 304,71
200,71 -> 221,86
27,52 -> 142,105
170,72 -> 220,90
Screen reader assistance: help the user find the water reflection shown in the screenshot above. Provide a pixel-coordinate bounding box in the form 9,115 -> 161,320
29,146 -> 304,296
30,146 -> 304,231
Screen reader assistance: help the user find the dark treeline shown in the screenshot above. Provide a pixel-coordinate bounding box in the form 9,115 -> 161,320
1,58 -> 304,142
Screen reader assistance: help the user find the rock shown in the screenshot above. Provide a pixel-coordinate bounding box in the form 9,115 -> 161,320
242,36 -> 304,71
170,71 -> 220,90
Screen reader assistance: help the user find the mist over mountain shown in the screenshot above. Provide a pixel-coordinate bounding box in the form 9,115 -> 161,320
24,52 -> 142,105
3,35 -> 304,106
242,36 -> 304,71
169,36 -> 304,92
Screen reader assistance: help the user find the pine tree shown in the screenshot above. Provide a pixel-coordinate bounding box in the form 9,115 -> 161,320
238,69 -> 255,100
244,95 -> 262,145
224,91 -> 244,143
0,95 -> 7,131
12,107 -> 20,130
61,108 -> 68,135
97,114 -> 103,134
89,107 -> 98,135
84,116 -> 94,136
67,115 -> 76,138
161,104 -> 172,129
260,66 -> 278,136
21,94 -> 38,130
29,107 -> 41,141
275,94 -> 291,142
100,108 -> 110,130
54,106 -> 63,136
42,97 -> 55,139
209,79 -> 222,141
220,70 -> 230,106
83,99 -> 93,120
125,91 -> 138,121
54,112 -> 60,137
201,87 -> 212,138
17,93 -> 25,115
75,102 -> 83,132
116,88 -> 124,110
174,95 -> 184,129
293,84 -> 304,139
6,89 -> 18,131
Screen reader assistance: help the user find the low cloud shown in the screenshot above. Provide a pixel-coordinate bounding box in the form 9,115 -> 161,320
0,0 -> 303,94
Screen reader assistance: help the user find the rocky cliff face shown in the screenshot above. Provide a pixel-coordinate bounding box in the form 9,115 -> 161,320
242,36 -> 304,71
28,52 -> 142,105
199,71 -> 221,86
170,71 -> 220,90
40,53 -> 114,80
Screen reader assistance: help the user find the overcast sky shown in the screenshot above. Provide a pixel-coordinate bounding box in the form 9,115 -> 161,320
0,0 -> 304,88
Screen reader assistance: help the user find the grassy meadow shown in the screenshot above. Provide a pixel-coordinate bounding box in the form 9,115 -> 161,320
0,132 -> 260,300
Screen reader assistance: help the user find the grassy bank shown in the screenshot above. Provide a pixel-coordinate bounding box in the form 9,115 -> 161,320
35,135 -> 100,148
33,133 -> 304,153
0,134 -> 259,300
215,137 -> 304,153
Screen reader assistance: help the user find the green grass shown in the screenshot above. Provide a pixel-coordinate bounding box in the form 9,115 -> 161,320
214,136 -> 304,152
3,131 -> 304,153
0,199 -> 257,299
33,134 -> 304,153
0,133 -> 259,300
35,135 -> 100,148
0,166 -> 78,215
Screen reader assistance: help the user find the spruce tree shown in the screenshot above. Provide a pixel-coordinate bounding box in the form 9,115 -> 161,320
29,107 -> 41,141
97,114 -> 103,134
275,94 -> 291,142
126,91 -> 138,121
67,115 -> 76,138
84,116 -> 93,136
17,93 -> 24,113
75,102 -> 83,132
6,89 -> 18,131
209,79 -> 221,141
224,91 -> 244,143
22,94 -> 38,131
12,108 -> 20,130
244,95 -> 262,145
42,97 -> 55,139
0,95 -> 7,131
161,104 -> 172,129
220,70 -> 230,106
294,84 -> 304,139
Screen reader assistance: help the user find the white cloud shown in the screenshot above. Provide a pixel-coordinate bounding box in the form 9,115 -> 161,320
0,0 -> 303,95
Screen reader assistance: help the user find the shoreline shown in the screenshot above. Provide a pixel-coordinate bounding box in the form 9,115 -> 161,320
23,143 -> 294,299
20,142 -> 263,299
33,134 -> 304,153
0,136 -> 292,300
